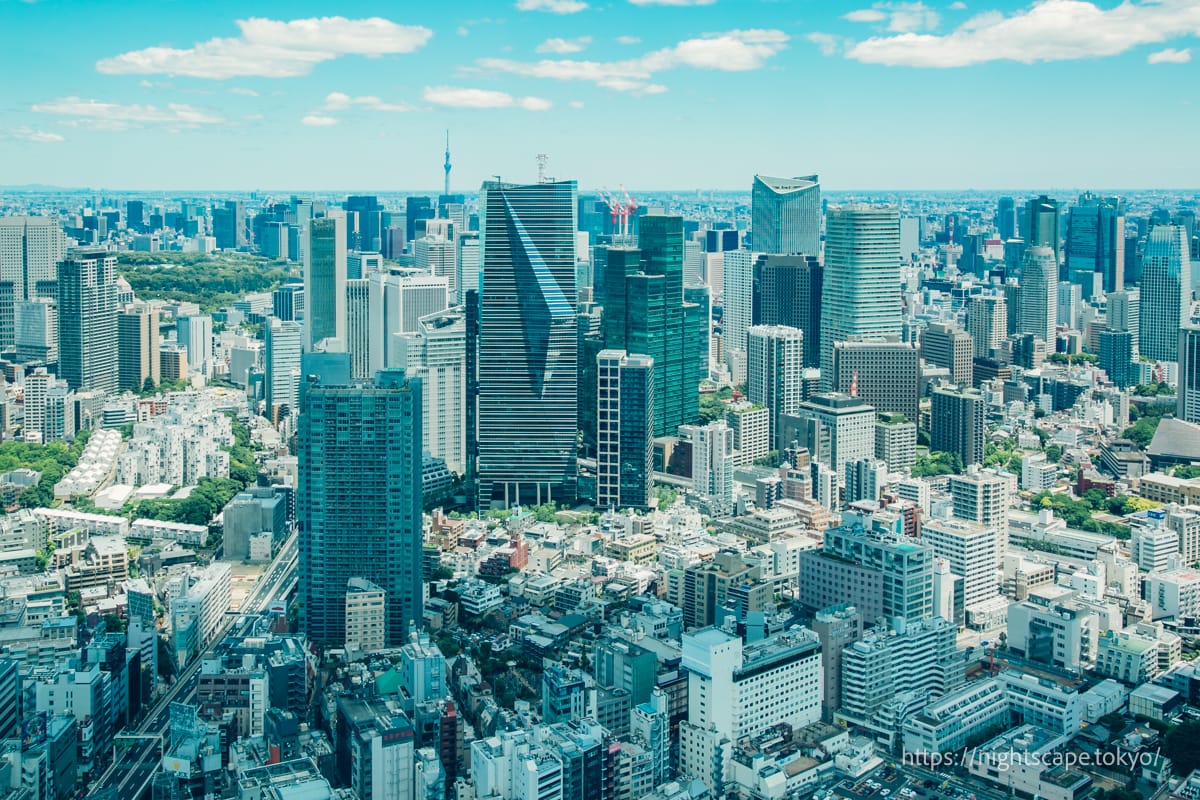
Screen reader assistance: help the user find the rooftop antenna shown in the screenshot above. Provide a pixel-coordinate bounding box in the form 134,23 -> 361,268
443,130 -> 452,197
537,153 -> 550,184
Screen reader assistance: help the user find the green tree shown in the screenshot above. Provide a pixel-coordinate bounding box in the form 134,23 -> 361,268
1164,720 -> 1200,775
1121,416 -> 1162,449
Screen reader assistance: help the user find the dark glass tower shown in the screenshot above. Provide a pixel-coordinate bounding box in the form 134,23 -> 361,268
476,180 -> 579,508
753,254 -> 822,368
298,370 -> 423,646
57,249 -> 118,393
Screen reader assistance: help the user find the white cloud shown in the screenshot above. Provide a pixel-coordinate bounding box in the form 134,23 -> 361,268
843,3 -> 939,32
301,114 -> 339,126
96,16 -> 433,79
423,86 -> 552,110
229,87 -> 259,96
628,0 -> 716,5
841,0 -> 1200,67
569,100 -> 585,108
31,96 -> 225,131
616,35 -> 641,45
516,0 -> 588,13
478,28 -> 788,93
537,36 -> 592,54
457,26 -> 471,36
7,127 -> 64,142
807,32 -> 844,56
949,1 -> 967,9
323,91 -> 413,111
1148,46 -> 1191,63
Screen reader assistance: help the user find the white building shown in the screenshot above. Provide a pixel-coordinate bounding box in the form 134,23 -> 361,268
920,516 -> 998,611
394,309 -> 466,474
171,561 -> 232,668
1144,569 -> 1200,620
367,268 -> 448,375
682,420 -> 736,519
345,577 -> 386,658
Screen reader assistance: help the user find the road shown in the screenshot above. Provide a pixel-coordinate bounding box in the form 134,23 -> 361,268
89,533 -> 298,799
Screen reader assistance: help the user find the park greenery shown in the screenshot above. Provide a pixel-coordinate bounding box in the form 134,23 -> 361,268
696,386 -> 736,424
0,429 -> 92,510
1045,352 -> 1099,366
910,451 -> 964,478
1029,490 -> 1134,539
1132,381 -> 1176,397
117,251 -> 295,312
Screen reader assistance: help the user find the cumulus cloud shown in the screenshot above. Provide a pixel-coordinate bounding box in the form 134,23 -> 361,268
807,33 -> 845,56
537,36 -> 592,53
323,91 -> 413,111
838,0 -> 1200,67
516,0 -> 588,13
423,86 -> 552,110
31,96 -> 225,131
616,35 -> 641,45
844,9 -> 888,22
843,3 -> 940,32
1148,46 -> 1191,63
96,16 -> 432,79
301,114 -> 339,126
478,28 -> 788,93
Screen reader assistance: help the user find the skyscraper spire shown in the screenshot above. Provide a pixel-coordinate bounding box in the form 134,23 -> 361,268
443,130 -> 451,197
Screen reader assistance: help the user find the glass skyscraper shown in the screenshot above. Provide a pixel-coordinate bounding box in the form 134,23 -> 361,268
56,249 -> 118,393
1017,246 -> 1058,346
751,174 -> 821,257
298,370 -> 423,646
596,350 -> 655,510
1140,224 -> 1192,363
303,215 -> 347,352
476,180 -> 579,508
819,206 -> 902,389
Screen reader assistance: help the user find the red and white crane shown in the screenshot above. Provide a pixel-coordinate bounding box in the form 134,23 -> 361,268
599,185 -> 638,239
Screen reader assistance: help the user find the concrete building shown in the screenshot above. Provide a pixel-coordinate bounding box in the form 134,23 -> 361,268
921,323 -> 973,387
171,561 -> 233,668
920,516 -> 998,611
746,325 -> 804,452
345,577 -> 386,658
784,392 -> 875,475
117,303 -> 160,391
831,339 -> 920,423
596,350 -> 655,510
176,315 -> 214,379
681,420 -> 735,518
931,385 -> 986,467
875,415 -> 917,472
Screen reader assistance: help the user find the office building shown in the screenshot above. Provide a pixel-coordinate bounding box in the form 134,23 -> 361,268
1107,288 -> 1139,357
57,249 -> 118,393
0,217 -> 67,350
1100,330 -> 1135,388
1025,195 -> 1061,261
831,339 -> 920,422
967,294 -> 1007,359
746,325 -> 804,452
751,174 -> 821,257
368,269 -> 449,373
347,250 -> 383,281
996,196 -> 1017,242
1140,224 -> 1192,363
875,415 -> 917,472
681,419 -> 735,518
921,517 -> 997,610
265,318 -> 302,421
812,605 -> 863,718
820,206 -> 902,388
213,200 -> 247,249
475,180 -> 578,508
1066,193 -> 1125,294
394,308 -> 468,474
345,577 -> 387,657
602,215 -> 707,435
336,695 -> 416,800
921,323 -> 973,386
785,392 -> 875,474
721,249 -> 760,380
414,235 -> 458,303
171,561 -> 233,668
273,283 -> 304,322
117,303 -> 159,390
15,297 -> 57,364
346,278 -> 370,379
726,402 -> 770,465
406,196 -> 434,242
753,254 -> 822,368
931,384 -> 986,467
176,314 -> 213,379
299,370 -> 423,645
1018,246 -> 1058,345
596,350 -> 654,511
303,215 -> 347,352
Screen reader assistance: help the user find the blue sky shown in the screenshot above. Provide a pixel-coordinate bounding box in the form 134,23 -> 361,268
2,0 -> 1198,191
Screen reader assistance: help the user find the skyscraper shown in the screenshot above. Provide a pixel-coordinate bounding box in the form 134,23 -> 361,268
1017,246 -> 1058,345
820,207 -> 902,389
176,315 -> 213,379
602,215 -> 706,437
1178,306 -> 1200,424
996,196 -> 1017,242
345,278 -> 370,379
747,325 -> 804,452
753,254 -> 822,368
920,323 -> 974,387
931,384 -> 986,467
414,235 -> 458,303
303,216 -> 347,352
367,269 -> 449,374
1107,288 -> 1140,358
265,318 -> 302,421
1066,193 -> 1125,294
1099,330 -> 1135,389
1025,195 -> 1061,262
298,370 -> 423,646
1140,224 -> 1192,363
117,303 -> 159,391
967,294 -> 1007,359
57,249 -> 118,393
0,217 -> 67,350
831,339 -> 920,423
751,174 -> 821,257
395,308 -> 467,474
721,249 -> 760,381
596,350 -> 654,510
681,419 -> 735,518
476,180 -> 578,508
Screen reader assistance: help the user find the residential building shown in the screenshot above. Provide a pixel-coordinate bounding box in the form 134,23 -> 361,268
57,249 -> 119,393
931,385 -> 986,467
596,350 -> 655,510
746,325 -> 804,452
117,303 -> 160,390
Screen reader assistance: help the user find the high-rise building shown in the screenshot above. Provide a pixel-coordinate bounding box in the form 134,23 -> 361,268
345,278 -> 370,379
831,339 -> 920,423
750,174 -> 821,257
273,283 -> 304,322
212,200 -> 246,249
367,269 -> 449,374
346,250 -> 383,281
1179,309 -> 1200,424
596,350 -> 655,510
406,196 -> 435,243
785,392 -> 875,474
395,309 -> 467,474
57,249 -> 118,393
753,254 -> 822,368
457,232 -> 481,300
117,303 -> 159,390
15,297 -> 57,364
967,294 -> 1007,359
820,207 -> 902,388
1107,288 -> 1140,358
996,197 -> 1017,242
344,195 -> 385,252
746,325 -> 804,452
1066,193 -> 1125,295
1099,330 -> 1135,389
265,318 -> 302,421
303,215 -> 347,352
931,384 -> 986,467
681,419 -> 735,518
476,180 -> 578,508
414,235 -> 458,303
1140,224 -> 1192,363
921,517 -> 998,611
0,217 -> 67,350
875,415 -> 917,472
1017,246 -> 1058,345
602,215 -> 706,437
720,249 -> 760,380
948,467 -> 1011,563
298,370 -> 423,645
1025,195 -> 1061,262
920,323 -> 974,387
176,315 -> 213,379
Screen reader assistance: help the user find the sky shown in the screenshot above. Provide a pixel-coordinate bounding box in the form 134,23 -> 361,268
1,0 -> 1198,192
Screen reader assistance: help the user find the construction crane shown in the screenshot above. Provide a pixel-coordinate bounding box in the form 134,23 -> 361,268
599,185 -> 638,239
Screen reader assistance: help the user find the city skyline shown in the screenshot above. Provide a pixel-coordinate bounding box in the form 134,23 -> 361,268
3,0 -> 1200,190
